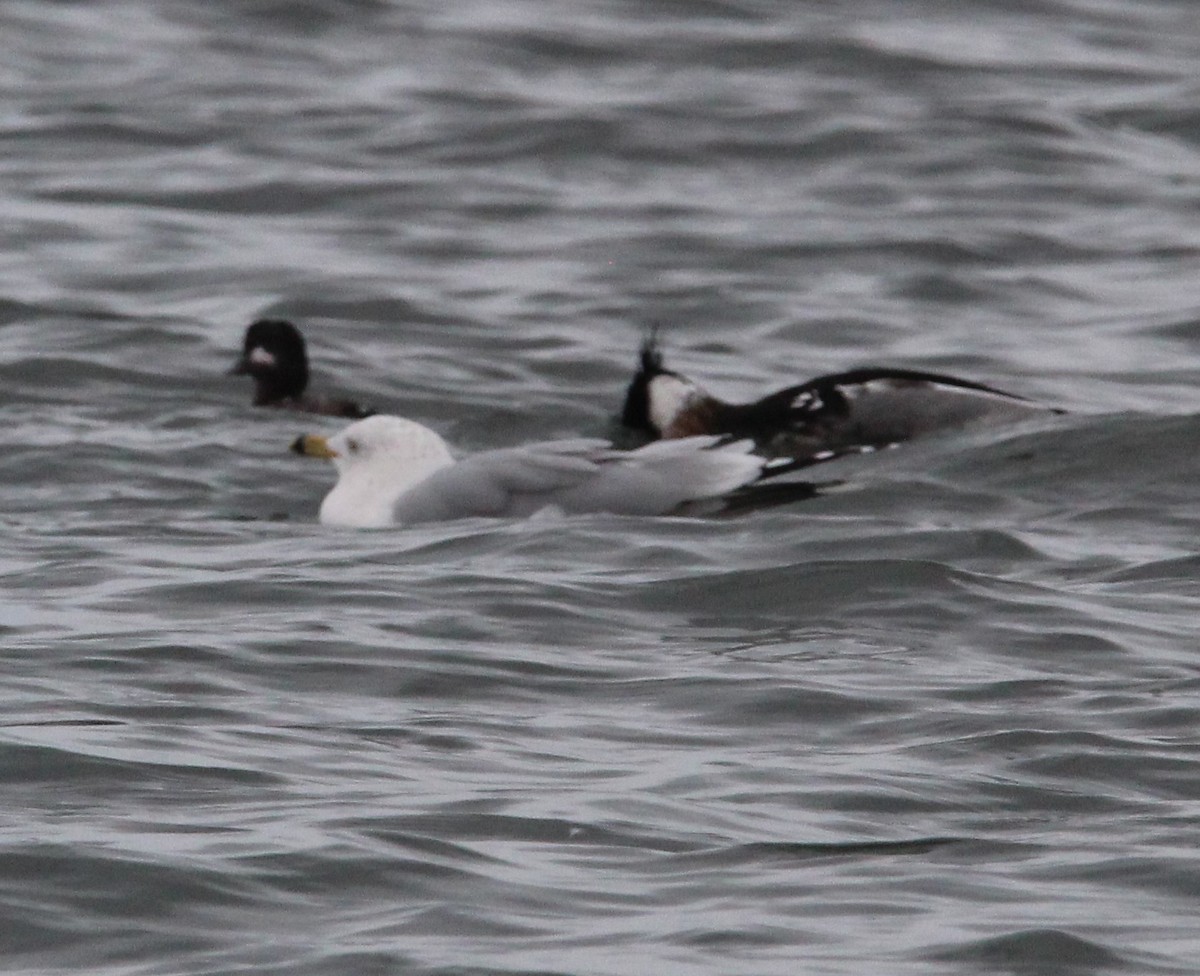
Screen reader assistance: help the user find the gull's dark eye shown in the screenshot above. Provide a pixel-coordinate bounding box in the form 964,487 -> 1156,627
346,438 -> 360,452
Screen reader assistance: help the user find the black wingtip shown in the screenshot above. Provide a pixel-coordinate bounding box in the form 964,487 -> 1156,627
713,477 -> 834,517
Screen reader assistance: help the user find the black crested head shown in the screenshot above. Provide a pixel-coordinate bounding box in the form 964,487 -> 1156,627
232,318 -> 309,404
620,325 -> 672,433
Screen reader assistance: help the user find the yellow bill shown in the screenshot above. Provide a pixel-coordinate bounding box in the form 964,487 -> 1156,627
290,434 -> 337,459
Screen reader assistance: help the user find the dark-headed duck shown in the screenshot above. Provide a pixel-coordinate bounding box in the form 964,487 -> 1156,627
231,319 -> 373,419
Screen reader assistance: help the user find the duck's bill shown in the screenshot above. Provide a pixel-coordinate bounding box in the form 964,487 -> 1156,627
291,434 -> 337,459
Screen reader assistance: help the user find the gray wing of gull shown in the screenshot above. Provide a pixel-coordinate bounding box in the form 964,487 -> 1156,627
390,436 -> 763,524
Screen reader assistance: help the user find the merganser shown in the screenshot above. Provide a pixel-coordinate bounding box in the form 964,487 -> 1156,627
621,334 -> 1056,459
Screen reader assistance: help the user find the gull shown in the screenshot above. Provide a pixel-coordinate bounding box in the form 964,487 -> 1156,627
291,415 -> 819,528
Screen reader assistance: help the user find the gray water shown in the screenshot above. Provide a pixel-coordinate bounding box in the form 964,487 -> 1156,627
2,1 -> 1200,973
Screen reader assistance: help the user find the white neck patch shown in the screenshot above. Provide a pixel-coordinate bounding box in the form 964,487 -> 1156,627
647,374 -> 699,434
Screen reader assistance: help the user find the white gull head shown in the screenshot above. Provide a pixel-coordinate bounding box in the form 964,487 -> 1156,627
302,415 -> 455,528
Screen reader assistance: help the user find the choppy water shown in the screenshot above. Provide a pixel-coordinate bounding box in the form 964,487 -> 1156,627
2,1 -> 1200,973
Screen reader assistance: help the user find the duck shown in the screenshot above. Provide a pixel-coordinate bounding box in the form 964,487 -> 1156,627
231,319 -> 374,419
621,333 -> 1057,460
290,414 -> 820,528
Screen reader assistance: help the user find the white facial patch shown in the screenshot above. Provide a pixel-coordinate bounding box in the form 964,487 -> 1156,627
647,374 -> 698,434
247,346 -> 276,367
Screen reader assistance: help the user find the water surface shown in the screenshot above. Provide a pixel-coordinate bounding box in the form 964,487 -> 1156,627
2,1 -> 1200,973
